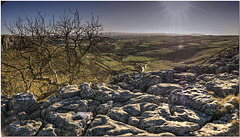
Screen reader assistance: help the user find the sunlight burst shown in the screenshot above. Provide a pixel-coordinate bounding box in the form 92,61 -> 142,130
161,1 -> 193,34
162,2 -> 191,17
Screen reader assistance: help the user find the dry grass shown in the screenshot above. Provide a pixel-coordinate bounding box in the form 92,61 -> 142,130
212,94 -> 239,120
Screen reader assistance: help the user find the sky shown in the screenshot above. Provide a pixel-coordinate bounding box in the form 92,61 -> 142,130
1,1 -> 239,35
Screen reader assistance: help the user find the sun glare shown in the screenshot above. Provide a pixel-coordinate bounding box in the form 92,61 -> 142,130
161,1 -> 194,34
162,2 -> 191,17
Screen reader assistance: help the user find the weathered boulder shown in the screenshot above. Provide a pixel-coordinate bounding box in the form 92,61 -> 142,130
86,99 -> 101,115
192,122 -> 238,136
16,111 -> 29,121
125,94 -> 163,105
4,115 -> 17,125
43,96 -> 88,115
161,70 -> 175,83
232,54 -> 239,64
146,83 -> 181,96
106,84 -> 122,90
55,84 -> 80,99
97,100 -> 113,114
148,121 -> 199,136
214,61 -> 226,67
38,124 -> 59,136
227,63 -> 238,72
128,116 -> 140,127
122,103 -> 142,116
95,88 -> 135,103
41,95 -> 96,136
29,110 -> 42,120
138,75 -> 163,92
107,107 -> 130,123
216,66 -> 229,73
166,105 -> 212,126
231,70 -> 239,75
216,73 -> 238,80
9,93 -> 37,114
198,74 -> 215,82
42,95 -> 61,109
79,83 -> 95,99
45,111 -> 93,136
116,82 -> 135,91
189,65 -> 203,75
3,120 -> 42,136
140,116 -> 166,130
168,87 -> 218,115
106,102 -> 211,136
173,65 -> 191,73
201,65 -> 215,74
25,102 -> 40,115
140,103 -> 211,130
205,78 -> 239,97
110,73 -> 137,84
176,73 -> 196,82
85,114 -> 175,136
110,73 -> 163,92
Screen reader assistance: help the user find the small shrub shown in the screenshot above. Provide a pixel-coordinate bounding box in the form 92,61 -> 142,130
212,95 -> 237,120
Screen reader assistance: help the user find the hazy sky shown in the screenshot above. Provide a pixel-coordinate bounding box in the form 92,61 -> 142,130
1,1 -> 239,35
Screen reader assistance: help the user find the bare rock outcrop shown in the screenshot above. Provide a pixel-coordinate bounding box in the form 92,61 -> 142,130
1,46 -> 239,136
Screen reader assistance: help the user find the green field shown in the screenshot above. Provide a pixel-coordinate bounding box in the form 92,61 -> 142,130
102,34 -> 239,72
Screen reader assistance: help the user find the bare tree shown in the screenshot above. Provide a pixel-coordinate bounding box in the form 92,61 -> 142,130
1,10 -> 113,99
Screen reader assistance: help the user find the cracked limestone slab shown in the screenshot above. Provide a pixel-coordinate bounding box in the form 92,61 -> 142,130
3,120 -> 42,136
85,114 -> 175,136
45,111 -> 93,136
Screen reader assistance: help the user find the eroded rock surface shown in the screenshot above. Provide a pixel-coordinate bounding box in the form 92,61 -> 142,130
3,120 -> 42,136
1,46 -> 239,136
85,114 -> 175,136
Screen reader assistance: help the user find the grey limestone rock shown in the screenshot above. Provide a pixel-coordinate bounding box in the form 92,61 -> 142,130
168,88 -> 217,115
146,83 -> 181,96
192,122 -> 238,136
107,107 -> 130,123
55,84 -> 80,99
5,115 -> 17,125
177,72 -> 196,82
125,94 -> 164,105
9,93 -> 37,114
42,95 -> 61,109
97,100 -> 113,114
148,121 -> 199,136
138,75 -> 163,92
79,82 -> 95,99
173,65 -> 191,73
38,124 -> 59,136
16,111 -> 29,121
3,120 -> 42,136
45,111 -> 93,136
116,82 -> 136,91
44,96 -> 88,114
216,66 -> 229,73
95,88 -> 135,103
85,114 -> 175,136
205,77 -> 239,97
